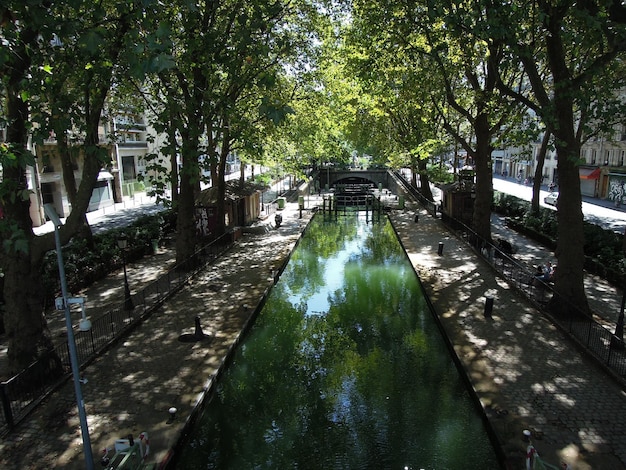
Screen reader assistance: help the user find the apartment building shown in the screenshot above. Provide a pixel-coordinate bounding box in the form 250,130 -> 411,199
27,111 -> 150,227
494,126 -> 626,203
580,129 -> 626,203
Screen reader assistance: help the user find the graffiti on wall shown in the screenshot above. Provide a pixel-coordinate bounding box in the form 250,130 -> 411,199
195,207 -> 210,237
608,178 -> 626,204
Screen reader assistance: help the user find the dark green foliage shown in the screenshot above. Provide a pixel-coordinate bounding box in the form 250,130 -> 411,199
252,173 -> 273,187
426,164 -> 454,184
493,191 -> 626,280
41,210 -> 174,306
492,192 -> 528,218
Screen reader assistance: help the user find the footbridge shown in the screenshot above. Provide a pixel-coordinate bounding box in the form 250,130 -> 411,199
319,169 -> 392,190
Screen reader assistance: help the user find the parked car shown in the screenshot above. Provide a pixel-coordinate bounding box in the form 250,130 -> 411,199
544,192 -> 558,206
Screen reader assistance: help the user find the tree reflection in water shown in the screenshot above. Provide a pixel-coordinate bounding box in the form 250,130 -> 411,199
175,213 -> 501,469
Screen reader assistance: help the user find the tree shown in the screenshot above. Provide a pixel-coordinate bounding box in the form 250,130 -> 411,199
343,24 -> 442,200
347,0 -> 524,241
136,0 -> 315,263
495,0 -> 626,315
0,0 -> 142,373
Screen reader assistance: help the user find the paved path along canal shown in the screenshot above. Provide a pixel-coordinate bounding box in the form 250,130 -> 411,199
0,202 -> 313,469
391,201 -> 626,470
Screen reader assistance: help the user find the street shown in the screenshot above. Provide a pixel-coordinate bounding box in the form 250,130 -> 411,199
493,175 -> 626,233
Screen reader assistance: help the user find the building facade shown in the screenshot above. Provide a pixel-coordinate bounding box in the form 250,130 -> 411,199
26,110 -> 150,227
494,126 -> 626,204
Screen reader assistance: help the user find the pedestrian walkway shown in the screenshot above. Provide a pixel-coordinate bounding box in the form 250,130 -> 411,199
33,192 -> 165,236
392,200 -> 626,470
1,191 -> 625,469
489,214 -> 623,331
0,194 -> 171,379
0,198 -> 313,469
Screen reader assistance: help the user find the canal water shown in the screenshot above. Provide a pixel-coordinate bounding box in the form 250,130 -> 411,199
174,213 -> 501,469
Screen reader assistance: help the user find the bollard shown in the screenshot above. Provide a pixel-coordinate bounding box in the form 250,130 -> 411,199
484,296 -> 494,318
168,407 -> 177,424
194,316 -> 205,339
437,241 -> 444,256
414,214 -> 419,223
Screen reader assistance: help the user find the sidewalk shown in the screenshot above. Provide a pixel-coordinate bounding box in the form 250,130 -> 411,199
33,193 -> 166,236
489,214 -> 623,330
0,194 -> 171,379
392,201 -> 626,470
0,199 -> 313,469
1,192 -> 625,469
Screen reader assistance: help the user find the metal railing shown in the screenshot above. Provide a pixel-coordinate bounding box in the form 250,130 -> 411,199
441,213 -> 626,380
391,172 -> 626,380
0,232 -> 235,435
392,170 -> 438,216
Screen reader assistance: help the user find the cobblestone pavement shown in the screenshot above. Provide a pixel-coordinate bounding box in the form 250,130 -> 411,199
391,201 -> 626,470
0,201 -> 312,469
1,192 -> 625,469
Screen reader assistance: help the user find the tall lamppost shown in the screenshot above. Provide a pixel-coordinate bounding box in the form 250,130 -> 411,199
117,233 -> 134,311
616,294 -> 625,343
43,204 -> 95,470
615,227 -> 626,344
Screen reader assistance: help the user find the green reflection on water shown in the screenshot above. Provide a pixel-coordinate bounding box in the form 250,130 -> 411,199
175,214 -> 500,469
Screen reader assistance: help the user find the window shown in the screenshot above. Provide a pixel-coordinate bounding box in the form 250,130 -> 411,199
121,155 -> 136,181
41,153 -> 54,173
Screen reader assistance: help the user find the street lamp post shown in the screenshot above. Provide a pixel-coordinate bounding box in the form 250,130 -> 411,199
615,227 -> 626,344
43,204 -> 95,470
117,233 -> 134,311
616,294 -> 625,342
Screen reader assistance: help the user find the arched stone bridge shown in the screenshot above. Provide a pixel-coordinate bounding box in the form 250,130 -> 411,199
318,169 -> 392,190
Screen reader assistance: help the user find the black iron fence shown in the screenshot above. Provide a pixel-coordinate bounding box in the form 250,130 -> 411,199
0,232 -> 235,436
442,213 -> 626,381
392,170 -> 438,216
391,171 -> 626,380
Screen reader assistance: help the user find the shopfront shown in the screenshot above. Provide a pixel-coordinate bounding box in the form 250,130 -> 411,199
579,167 -> 601,197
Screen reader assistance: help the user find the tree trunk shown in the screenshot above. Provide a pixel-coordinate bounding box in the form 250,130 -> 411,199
471,115 -> 493,242
417,159 -> 434,201
531,131 -> 550,214
175,139 -> 200,264
170,140 -> 180,207
3,255 -> 57,375
549,136 -> 589,316
214,142 -> 230,237
543,12 -> 590,316
58,132 -> 94,248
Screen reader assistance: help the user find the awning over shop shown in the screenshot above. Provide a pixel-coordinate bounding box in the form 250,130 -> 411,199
97,171 -> 115,181
579,168 -> 600,180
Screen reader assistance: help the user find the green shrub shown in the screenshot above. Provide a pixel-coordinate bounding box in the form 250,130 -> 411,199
427,164 -> 455,184
42,210 -> 174,304
522,212 -> 542,232
252,173 -> 272,186
583,222 -> 621,258
493,191 -> 626,279
493,192 -> 529,218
